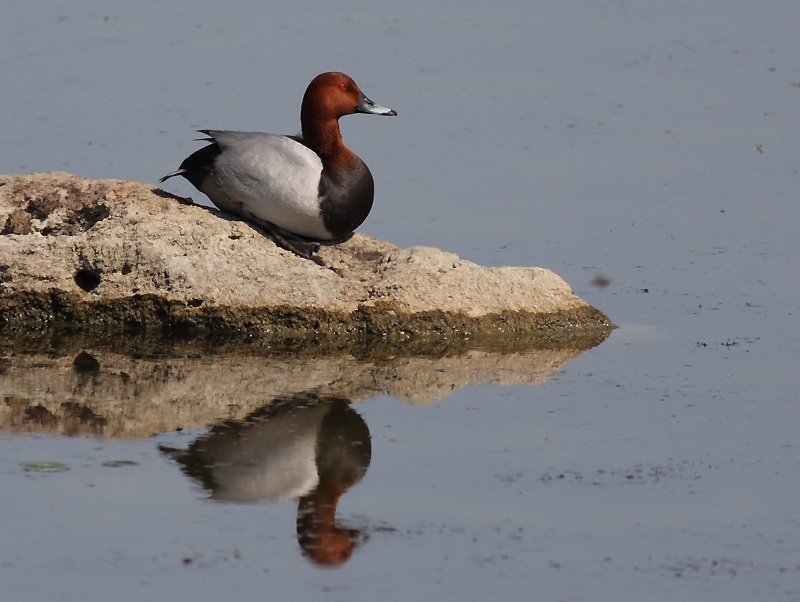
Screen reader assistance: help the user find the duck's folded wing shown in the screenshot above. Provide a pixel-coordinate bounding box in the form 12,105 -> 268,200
199,131 -> 330,239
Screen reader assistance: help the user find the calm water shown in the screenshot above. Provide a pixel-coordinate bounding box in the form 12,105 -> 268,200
2,1 -> 799,600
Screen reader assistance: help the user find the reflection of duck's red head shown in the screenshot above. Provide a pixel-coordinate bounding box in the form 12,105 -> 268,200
297,400 -> 371,567
297,493 -> 359,566
303,531 -> 356,566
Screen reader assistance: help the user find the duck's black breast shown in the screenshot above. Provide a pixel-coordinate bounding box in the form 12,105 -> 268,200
318,158 -> 375,239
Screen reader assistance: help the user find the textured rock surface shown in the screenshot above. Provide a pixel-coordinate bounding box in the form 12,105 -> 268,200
0,172 -> 611,342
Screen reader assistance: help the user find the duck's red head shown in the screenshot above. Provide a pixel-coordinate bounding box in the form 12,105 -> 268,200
300,72 -> 396,156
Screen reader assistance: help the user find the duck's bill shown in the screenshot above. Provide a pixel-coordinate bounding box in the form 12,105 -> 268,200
356,92 -> 397,116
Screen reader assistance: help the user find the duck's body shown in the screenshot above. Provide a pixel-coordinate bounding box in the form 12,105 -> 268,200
160,72 -> 396,259
176,130 -> 341,241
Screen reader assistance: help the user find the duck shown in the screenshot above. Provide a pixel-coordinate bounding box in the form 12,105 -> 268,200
160,72 -> 396,262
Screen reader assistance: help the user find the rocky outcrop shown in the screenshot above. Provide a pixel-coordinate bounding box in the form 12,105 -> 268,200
0,172 -> 611,343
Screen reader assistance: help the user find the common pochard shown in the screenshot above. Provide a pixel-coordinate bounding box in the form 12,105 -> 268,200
160,72 -> 396,262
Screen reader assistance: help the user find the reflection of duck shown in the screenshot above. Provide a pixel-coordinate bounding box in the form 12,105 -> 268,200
296,400 -> 371,566
160,393 -> 371,567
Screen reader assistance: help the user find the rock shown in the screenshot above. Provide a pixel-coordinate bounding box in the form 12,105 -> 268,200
0,172 -> 612,344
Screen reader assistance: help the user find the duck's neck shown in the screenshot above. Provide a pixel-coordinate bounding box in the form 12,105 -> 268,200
301,115 -> 350,162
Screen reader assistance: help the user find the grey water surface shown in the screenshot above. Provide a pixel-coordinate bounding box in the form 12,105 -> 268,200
1,1 -> 799,600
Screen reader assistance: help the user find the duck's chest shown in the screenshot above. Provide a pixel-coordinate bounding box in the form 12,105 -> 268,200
317,158 -> 375,238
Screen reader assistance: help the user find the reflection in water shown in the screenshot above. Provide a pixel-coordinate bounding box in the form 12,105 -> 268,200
0,332 -> 609,437
161,393 -> 371,567
0,334 -> 610,563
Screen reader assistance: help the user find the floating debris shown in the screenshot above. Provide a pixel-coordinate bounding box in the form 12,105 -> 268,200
101,460 -> 139,468
22,461 -> 69,473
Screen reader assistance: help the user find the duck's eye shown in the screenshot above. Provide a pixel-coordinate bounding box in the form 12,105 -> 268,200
338,82 -> 347,90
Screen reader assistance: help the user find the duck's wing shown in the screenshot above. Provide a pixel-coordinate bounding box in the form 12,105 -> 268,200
196,131 -> 331,240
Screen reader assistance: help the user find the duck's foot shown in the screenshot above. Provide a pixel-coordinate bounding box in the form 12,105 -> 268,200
244,214 -> 342,274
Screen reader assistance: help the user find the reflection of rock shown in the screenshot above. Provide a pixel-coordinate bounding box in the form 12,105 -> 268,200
373,347 -> 585,404
161,395 -> 372,567
0,172 -> 611,341
0,333 -> 607,437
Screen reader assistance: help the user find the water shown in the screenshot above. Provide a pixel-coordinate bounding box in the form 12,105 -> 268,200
2,1 -> 800,600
